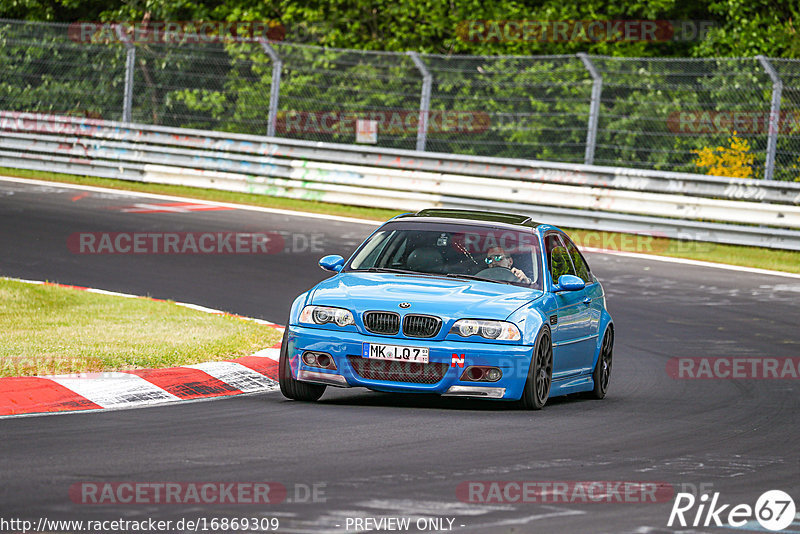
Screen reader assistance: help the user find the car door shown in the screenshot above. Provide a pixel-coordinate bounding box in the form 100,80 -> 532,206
561,234 -> 602,372
544,233 -> 593,379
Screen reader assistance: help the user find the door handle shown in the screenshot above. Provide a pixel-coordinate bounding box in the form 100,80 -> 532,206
582,297 -> 592,306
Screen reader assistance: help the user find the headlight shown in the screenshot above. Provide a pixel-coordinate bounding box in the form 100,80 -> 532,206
449,319 -> 521,341
299,305 -> 355,327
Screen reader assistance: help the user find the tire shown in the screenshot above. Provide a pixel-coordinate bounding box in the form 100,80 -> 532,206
278,329 -> 326,402
519,326 -> 553,410
589,327 -> 613,399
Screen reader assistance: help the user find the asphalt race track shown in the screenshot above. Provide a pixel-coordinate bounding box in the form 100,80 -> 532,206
1,177 -> 798,534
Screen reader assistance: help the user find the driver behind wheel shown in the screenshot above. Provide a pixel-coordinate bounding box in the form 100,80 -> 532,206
485,246 -> 532,284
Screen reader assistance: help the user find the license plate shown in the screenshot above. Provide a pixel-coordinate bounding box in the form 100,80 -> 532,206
362,343 -> 429,363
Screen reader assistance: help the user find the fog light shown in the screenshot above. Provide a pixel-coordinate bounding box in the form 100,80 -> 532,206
317,354 -> 332,368
302,352 -> 318,366
485,368 -> 502,382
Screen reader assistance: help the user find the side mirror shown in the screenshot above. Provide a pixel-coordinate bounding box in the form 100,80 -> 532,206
318,254 -> 345,273
554,274 -> 585,292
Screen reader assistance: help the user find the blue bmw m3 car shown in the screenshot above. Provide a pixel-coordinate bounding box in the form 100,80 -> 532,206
279,209 -> 614,409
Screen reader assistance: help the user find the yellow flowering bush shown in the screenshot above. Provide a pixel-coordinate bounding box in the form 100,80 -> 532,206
692,133 -> 755,178
795,156 -> 800,182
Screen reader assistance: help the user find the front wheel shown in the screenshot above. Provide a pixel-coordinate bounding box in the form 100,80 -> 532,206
278,329 -> 326,402
589,327 -> 613,399
519,327 -> 552,410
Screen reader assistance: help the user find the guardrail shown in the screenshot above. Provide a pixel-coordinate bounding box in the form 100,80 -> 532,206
3,111 -> 800,251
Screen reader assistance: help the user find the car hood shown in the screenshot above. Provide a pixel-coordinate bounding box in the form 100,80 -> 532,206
310,272 -> 542,321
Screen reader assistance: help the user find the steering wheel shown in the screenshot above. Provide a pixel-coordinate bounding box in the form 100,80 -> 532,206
475,267 -> 520,283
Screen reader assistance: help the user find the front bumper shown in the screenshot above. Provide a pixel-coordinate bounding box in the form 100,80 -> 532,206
286,325 -> 534,400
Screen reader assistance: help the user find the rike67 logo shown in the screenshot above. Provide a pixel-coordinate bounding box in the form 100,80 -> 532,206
668,490 -> 796,531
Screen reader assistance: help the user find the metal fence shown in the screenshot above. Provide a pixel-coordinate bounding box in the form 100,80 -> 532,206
1,19 -> 799,181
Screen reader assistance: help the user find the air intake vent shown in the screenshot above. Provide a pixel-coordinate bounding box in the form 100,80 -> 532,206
402,314 -> 441,338
347,356 -> 448,384
363,311 -> 400,335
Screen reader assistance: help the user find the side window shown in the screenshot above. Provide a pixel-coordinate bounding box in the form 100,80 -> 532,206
545,234 -> 576,285
563,237 -> 592,284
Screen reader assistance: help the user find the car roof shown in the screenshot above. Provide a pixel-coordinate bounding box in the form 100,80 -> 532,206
395,209 -> 542,228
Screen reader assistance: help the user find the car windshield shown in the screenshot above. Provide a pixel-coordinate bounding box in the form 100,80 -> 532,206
346,221 -> 542,290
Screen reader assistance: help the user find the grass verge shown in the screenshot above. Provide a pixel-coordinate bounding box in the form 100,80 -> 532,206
2,167 -> 799,274
0,278 -> 281,378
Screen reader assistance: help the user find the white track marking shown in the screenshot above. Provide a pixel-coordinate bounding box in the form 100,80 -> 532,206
48,373 -> 180,408
184,362 -> 279,393
7,277 -> 46,285
173,301 -> 243,314
358,499 -> 515,515
252,348 -> 281,361
85,288 -> 138,298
